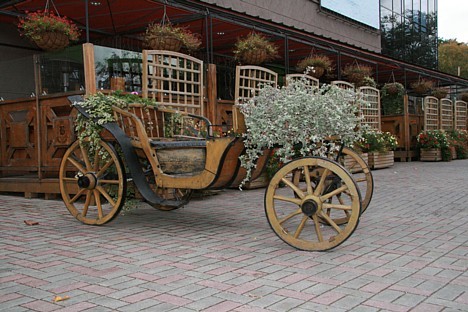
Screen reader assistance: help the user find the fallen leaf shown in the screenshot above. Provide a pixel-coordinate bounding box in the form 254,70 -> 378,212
24,220 -> 39,226
53,295 -> 70,302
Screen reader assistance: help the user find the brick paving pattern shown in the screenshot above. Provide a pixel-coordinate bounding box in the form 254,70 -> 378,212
1,160 -> 467,311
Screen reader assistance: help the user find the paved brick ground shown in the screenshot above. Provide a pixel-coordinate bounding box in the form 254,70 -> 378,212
1,160 -> 467,311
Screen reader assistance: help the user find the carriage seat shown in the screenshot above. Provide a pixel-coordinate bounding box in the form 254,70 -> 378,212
150,139 -> 207,149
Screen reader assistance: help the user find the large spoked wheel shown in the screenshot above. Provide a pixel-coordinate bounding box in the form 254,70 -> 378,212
59,140 -> 127,225
337,147 -> 373,212
265,157 -> 361,251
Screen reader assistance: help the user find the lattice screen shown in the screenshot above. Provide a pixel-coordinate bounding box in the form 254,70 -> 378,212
358,86 -> 381,131
235,65 -> 278,103
142,50 -> 204,115
423,96 -> 439,130
285,74 -> 319,88
439,99 -> 454,131
454,100 -> 467,130
331,80 -> 354,90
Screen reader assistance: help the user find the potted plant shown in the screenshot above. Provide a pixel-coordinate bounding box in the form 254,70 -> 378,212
360,76 -> 377,88
342,63 -> 373,85
447,129 -> 468,159
381,82 -> 405,115
460,92 -> 468,102
296,54 -> 333,78
417,130 -> 450,161
236,79 -> 367,185
18,10 -> 80,51
233,32 -> 278,65
410,78 -> 434,95
144,22 -> 201,52
357,131 -> 397,169
431,87 -> 448,99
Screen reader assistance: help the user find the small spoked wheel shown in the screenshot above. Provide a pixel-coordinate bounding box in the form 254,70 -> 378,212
151,187 -> 193,211
59,140 -> 127,225
265,157 -> 361,251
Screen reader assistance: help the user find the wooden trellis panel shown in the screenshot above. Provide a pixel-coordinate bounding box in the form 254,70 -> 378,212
423,96 -> 439,130
331,80 -> 354,90
454,100 -> 467,130
233,65 -> 278,132
439,98 -> 453,131
358,86 -> 381,131
285,74 -> 319,88
142,50 -> 204,116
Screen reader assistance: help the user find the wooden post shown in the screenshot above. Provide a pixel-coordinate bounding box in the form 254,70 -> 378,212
33,54 -> 42,179
206,64 -> 217,123
403,95 -> 410,161
83,43 -> 96,96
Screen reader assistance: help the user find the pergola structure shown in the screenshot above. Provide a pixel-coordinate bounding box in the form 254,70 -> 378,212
1,0 -> 467,93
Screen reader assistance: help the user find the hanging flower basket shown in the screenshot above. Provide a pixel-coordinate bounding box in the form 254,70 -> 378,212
18,10 -> 80,52
296,54 -> 333,78
410,78 -> 434,95
382,82 -> 405,95
234,32 -> 278,65
432,87 -> 448,99
34,31 -> 70,51
144,22 -> 200,53
146,33 -> 183,51
342,63 -> 373,85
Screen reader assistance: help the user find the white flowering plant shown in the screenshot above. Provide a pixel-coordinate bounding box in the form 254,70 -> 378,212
237,78 -> 368,185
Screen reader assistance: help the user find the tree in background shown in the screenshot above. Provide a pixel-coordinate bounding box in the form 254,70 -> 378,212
438,39 -> 468,79
381,10 -> 438,69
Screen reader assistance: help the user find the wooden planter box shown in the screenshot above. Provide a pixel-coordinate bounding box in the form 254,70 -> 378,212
368,151 -> 394,169
420,148 -> 442,161
450,146 -> 457,160
344,153 -> 368,173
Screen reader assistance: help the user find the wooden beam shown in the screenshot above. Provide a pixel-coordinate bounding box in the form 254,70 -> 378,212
83,43 -> 96,96
206,64 -> 217,123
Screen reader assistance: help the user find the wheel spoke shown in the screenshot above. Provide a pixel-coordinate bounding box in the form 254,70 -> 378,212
312,215 -> 324,242
279,208 -> 302,225
281,177 -> 305,199
273,194 -> 302,205
303,165 -> 313,194
62,177 -> 77,182
320,184 -> 348,201
354,177 -> 367,183
96,158 -> 114,178
96,186 -> 116,206
82,191 -> 92,217
80,143 -> 92,171
293,216 -> 308,238
99,179 -> 120,185
69,188 -> 86,204
93,146 -> 101,171
94,190 -> 104,219
313,168 -> 329,196
322,203 -> 352,210
319,211 -> 342,233
67,156 -> 87,174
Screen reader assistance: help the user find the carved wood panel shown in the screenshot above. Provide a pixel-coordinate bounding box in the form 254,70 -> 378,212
0,100 -> 38,172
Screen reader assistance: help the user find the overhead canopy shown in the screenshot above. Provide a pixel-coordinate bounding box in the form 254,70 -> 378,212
1,0 -> 467,90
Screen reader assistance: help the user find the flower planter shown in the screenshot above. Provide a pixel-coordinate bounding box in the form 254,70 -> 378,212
240,49 -> 268,65
419,148 -> 442,161
147,35 -> 182,52
344,153 -> 368,173
368,151 -> 394,169
450,146 -> 457,160
34,31 -> 70,51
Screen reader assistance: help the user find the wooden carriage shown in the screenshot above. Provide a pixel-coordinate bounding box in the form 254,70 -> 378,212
59,50 -> 374,251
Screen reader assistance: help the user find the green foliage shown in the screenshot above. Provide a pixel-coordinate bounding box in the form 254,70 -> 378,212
438,40 -> 468,79
417,130 -> 449,149
342,63 -> 373,84
357,131 -> 398,153
18,10 -> 80,41
75,92 -> 157,154
237,79 -> 367,186
447,129 -> 468,159
381,82 -> 405,115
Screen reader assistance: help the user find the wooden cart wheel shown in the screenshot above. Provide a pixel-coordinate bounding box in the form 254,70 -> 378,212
265,157 -> 361,251
59,140 -> 127,225
151,187 -> 193,211
336,147 -> 373,213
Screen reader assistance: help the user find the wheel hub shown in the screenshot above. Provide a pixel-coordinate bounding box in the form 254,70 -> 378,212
301,199 -> 318,217
77,173 -> 97,190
